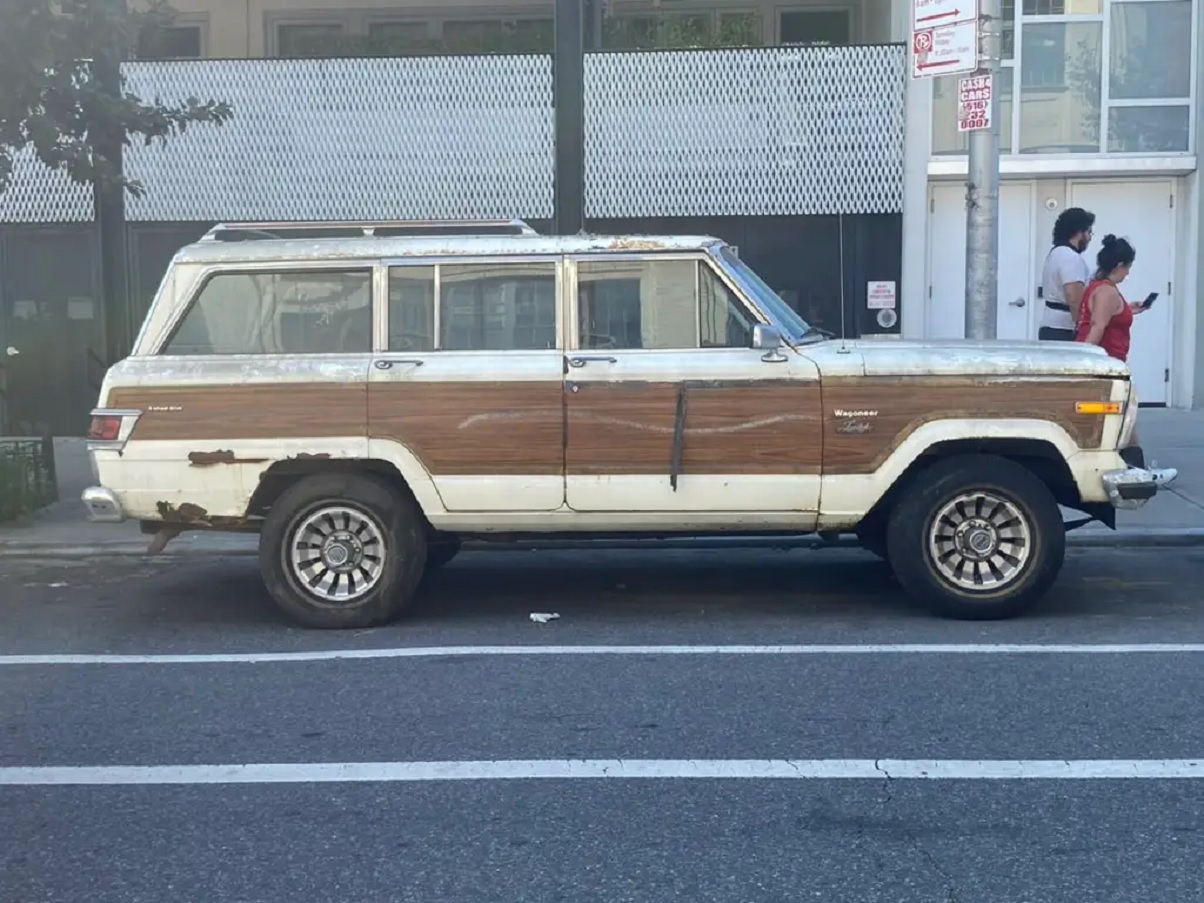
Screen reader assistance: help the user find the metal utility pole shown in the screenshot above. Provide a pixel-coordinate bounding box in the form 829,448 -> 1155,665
963,0 -> 1002,340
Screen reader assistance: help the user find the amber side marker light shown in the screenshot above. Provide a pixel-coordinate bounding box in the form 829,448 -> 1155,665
1075,401 -> 1122,415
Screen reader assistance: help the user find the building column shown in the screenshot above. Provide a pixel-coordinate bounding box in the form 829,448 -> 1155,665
553,0 -> 586,236
95,0 -> 130,365
1188,6 -> 1204,409
893,0 -> 931,339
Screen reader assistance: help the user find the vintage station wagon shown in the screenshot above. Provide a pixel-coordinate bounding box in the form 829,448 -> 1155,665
83,219 -> 1170,628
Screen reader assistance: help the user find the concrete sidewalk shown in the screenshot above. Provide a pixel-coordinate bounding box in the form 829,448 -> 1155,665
1,408 -> 1201,558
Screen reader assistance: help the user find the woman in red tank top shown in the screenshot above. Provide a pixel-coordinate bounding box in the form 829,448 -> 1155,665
1074,234 -> 1145,362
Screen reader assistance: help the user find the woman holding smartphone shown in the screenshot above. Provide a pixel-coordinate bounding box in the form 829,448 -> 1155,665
1075,235 -> 1146,361
1075,234 -> 1175,484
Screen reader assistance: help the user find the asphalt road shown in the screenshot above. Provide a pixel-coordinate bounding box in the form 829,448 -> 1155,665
1,546 -> 1202,903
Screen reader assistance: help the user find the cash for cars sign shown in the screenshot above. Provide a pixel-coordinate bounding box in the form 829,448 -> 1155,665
957,75 -> 992,132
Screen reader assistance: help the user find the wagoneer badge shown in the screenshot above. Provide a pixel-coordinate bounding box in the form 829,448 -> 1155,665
834,409 -> 877,435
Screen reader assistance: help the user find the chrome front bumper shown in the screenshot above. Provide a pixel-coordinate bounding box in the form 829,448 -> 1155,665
81,487 -> 126,523
1101,467 -> 1160,510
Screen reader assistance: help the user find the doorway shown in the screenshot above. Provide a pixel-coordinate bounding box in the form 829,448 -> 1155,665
926,182 -> 1036,340
1068,180 -> 1174,406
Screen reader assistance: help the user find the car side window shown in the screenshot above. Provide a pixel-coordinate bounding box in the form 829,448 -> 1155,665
699,263 -> 757,348
577,259 -> 756,351
162,269 -> 373,355
387,261 -> 558,352
387,266 -> 436,352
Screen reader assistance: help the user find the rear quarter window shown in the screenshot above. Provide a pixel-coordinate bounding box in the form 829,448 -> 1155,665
161,268 -> 373,355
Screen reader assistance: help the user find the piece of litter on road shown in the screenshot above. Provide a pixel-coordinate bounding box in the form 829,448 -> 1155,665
529,612 -> 560,624
48,582 -> 69,588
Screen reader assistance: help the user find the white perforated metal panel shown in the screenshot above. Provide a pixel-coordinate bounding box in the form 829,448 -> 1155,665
584,45 -> 906,218
0,147 -> 93,223
1,47 -> 905,224
120,56 -> 555,222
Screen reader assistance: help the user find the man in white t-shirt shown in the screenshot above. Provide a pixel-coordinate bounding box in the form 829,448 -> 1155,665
1038,207 -> 1095,341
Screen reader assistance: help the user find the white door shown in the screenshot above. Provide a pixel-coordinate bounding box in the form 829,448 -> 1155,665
927,182 -> 1035,340
368,258 -> 566,512
563,254 -> 822,513
1068,181 -> 1174,405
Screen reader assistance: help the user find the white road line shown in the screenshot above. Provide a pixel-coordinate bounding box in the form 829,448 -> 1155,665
2,643 -> 1204,666
1,759 -> 1201,786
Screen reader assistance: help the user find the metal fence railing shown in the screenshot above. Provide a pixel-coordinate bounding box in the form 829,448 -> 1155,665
0,436 -> 58,521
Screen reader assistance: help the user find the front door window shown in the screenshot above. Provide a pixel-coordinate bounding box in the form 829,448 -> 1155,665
575,258 -> 757,351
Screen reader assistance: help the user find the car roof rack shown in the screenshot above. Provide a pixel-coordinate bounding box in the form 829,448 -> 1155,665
201,218 -> 538,242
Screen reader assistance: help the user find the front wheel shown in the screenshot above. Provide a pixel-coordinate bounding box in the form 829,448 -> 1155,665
259,473 -> 427,629
886,455 -> 1065,620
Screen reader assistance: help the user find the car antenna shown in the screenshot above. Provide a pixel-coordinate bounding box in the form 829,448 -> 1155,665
836,212 -> 851,354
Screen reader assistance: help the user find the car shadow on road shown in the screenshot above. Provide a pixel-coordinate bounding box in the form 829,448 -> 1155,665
4,546 -> 1195,638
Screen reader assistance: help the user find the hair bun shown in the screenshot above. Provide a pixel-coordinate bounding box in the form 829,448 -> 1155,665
1102,234 -> 1118,246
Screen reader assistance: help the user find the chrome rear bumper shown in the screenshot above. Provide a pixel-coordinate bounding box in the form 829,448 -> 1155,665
81,487 -> 126,523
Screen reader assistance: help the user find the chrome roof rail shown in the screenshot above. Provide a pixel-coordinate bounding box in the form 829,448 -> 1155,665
201,218 -> 538,242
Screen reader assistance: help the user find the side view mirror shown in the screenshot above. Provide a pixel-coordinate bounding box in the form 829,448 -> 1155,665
752,324 -> 787,362
752,323 -> 782,349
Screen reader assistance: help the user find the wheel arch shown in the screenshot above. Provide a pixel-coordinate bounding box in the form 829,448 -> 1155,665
825,419 -> 1086,535
244,439 -> 446,525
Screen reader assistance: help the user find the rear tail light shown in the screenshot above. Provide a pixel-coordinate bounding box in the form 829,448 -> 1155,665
88,415 -> 123,442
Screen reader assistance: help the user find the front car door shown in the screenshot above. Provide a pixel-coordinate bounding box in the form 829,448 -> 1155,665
367,255 -> 565,512
563,250 -> 822,518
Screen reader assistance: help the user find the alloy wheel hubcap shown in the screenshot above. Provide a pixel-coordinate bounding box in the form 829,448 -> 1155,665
288,505 -> 386,604
928,491 -> 1032,592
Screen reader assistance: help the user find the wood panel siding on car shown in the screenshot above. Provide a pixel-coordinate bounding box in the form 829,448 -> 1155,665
108,384 -> 366,442
108,375 -> 1110,479
821,377 -> 1112,475
369,382 -> 563,476
565,381 -> 823,475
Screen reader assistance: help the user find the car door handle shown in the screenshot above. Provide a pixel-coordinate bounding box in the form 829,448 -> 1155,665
374,358 -> 424,370
567,355 -> 617,368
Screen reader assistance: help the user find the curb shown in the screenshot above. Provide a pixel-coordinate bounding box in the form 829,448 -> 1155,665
3,528 -> 1204,560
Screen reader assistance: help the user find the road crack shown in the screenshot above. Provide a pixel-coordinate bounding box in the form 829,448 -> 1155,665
875,759 -> 962,903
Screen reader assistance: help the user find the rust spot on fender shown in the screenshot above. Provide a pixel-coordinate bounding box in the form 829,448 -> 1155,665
292,452 -> 332,460
188,450 -> 270,467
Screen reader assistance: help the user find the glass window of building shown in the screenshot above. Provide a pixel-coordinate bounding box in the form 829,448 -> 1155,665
933,0 -> 1194,157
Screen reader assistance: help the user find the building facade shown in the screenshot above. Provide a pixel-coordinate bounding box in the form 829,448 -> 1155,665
145,0 -> 897,60
1,0 -> 1199,438
912,0 -> 1200,410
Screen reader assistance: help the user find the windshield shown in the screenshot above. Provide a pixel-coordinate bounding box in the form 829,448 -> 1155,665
716,246 -> 817,343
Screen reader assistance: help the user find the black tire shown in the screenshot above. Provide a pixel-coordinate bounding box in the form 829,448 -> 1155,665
855,522 -> 888,560
886,454 -> 1065,620
424,539 -> 463,572
259,472 -> 427,629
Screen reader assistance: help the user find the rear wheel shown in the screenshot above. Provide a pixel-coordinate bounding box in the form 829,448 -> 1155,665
259,473 -> 427,629
886,455 -> 1065,620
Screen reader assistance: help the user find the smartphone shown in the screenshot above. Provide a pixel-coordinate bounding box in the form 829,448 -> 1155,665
1141,292 -> 1159,310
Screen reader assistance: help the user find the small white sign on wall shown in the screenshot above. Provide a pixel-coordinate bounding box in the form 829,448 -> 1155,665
867,281 -> 897,310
